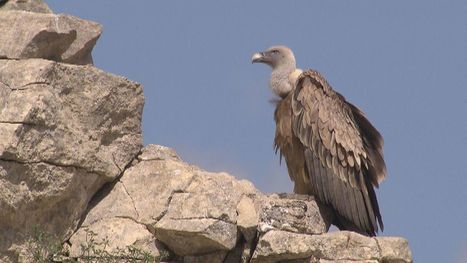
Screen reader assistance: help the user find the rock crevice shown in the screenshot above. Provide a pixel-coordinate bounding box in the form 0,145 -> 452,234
118,180 -> 141,220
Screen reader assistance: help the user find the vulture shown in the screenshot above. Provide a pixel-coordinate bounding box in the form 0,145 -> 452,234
252,45 -> 386,236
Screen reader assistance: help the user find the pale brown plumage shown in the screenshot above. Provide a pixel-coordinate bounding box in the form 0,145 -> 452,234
253,45 -> 386,236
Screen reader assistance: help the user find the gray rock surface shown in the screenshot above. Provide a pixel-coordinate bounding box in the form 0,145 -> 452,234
0,59 -> 143,261
258,193 -> 332,236
251,230 -> 412,263
0,59 -> 143,177
376,237 -> 413,263
0,11 -> 101,64
0,0 -> 52,13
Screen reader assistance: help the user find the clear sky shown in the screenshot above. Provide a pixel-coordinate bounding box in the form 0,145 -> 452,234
47,1 -> 467,262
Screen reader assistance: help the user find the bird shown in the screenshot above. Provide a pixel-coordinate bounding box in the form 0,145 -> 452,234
252,45 -> 386,236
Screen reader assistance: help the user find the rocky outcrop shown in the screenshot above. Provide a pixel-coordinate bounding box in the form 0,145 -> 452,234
0,0 -> 51,13
0,9 -> 102,64
0,1 -> 143,262
251,230 -> 412,263
68,145 -> 411,263
0,1 -> 412,262
68,144 -> 259,259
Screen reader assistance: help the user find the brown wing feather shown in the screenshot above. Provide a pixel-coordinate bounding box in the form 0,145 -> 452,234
290,69 -> 385,236
348,103 -> 386,187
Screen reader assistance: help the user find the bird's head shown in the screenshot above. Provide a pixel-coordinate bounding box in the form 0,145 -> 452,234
251,45 -> 296,70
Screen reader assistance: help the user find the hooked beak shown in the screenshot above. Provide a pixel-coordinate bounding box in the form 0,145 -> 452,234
251,52 -> 266,64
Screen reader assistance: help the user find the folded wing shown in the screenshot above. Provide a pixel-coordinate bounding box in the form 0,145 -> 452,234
290,70 -> 386,236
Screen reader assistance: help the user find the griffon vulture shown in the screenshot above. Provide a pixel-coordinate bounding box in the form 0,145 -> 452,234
252,45 -> 386,236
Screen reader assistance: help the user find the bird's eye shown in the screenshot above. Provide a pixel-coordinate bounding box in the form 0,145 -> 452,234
271,50 -> 279,54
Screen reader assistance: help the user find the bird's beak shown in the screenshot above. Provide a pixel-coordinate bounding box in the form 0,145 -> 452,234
251,52 -> 266,64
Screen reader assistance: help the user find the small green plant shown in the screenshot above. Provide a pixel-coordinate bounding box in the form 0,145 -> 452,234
27,226 -> 64,263
25,227 -> 169,262
78,229 -> 163,263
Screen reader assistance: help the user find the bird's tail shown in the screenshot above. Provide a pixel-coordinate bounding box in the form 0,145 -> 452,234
333,212 -> 376,237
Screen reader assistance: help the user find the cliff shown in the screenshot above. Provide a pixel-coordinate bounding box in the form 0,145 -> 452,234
0,1 -> 412,262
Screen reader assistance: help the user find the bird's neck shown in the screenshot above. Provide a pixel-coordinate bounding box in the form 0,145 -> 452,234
270,65 -> 302,98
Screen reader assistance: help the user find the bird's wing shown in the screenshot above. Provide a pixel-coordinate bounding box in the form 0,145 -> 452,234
291,69 -> 386,235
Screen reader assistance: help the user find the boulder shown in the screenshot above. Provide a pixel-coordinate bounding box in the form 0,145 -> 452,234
0,11 -> 102,65
0,59 -> 143,260
154,169 -> 259,256
0,0 -> 52,13
376,237 -> 413,263
251,230 -> 412,263
258,193 -> 332,236
154,193 -> 239,256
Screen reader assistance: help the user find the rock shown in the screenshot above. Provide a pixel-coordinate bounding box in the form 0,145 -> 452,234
311,231 -> 380,260
69,217 -> 164,259
251,230 -> 412,263
79,152 -> 195,228
223,241 -> 252,263
138,144 -> 181,162
0,0 -> 52,13
0,59 -> 143,260
376,237 -> 413,263
183,251 -> 227,263
69,145 -> 262,257
0,11 -> 102,65
236,195 -> 259,242
153,157 -> 259,256
258,193 -> 332,235
75,180 -> 139,229
57,14 -> 102,65
0,59 -> 143,177
68,146 -> 223,257
251,230 -> 316,263
155,170 -> 259,256
122,161 -> 195,225
68,146 -> 196,259
155,198 -> 238,256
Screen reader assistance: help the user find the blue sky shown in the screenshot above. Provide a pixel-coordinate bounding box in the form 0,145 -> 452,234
47,1 -> 467,262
